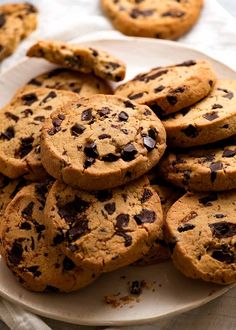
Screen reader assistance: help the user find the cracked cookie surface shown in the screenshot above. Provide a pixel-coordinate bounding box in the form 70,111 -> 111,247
1,182 -> 99,292
27,40 -> 126,82
166,191 -> 236,284
44,176 -> 163,272
115,60 -> 216,115
41,94 -> 166,190
101,0 -> 204,40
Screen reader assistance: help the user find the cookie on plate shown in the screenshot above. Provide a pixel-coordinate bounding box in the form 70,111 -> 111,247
41,94 -> 166,190
115,60 -> 216,116
1,181 -> 100,292
27,40 -> 126,82
24,68 -> 113,96
159,136 -> 236,192
0,2 -> 37,61
101,0 -> 204,40
44,177 -> 163,272
163,80 -> 236,147
0,88 -> 78,180
165,191 -> 236,284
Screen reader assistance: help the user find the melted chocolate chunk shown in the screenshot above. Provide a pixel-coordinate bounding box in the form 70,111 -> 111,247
20,222 -> 32,230
98,134 -> 111,140
128,92 -> 144,100
154,85 -> 165,93
209,222 -> 236,238
140,189 -> 153,203
4,112 -> 19,122
181,125 -> 199,138
203,111 -> 219,121
93,190 -> 112,202
116,231 -> 132,247
210,161 -> 223,183
177,223 -> 195,232
176,60 -> 196,67
223,149 -> 236,157
71,123 -> 85,136
21,93 -> 38,106
116,214 -> 129,229
63,256 -> 75,270
0,126 -> 15,140
143,136 -> 156,151
124,100 -> 135,109
134,209 -> 156,224
16,136 -> 34,158
167,95 -> 178,105
66,219 -> 89,241
8,240 -> 23,266
211,246 -> 234,263
102,153 -> 120,162
0,14 -> 6,28
84,142 -> 99,159
199,193 -> 218,206
118,111 -> 129,121
58,196 -> 90,223
121,143 -> 138,161
22,202 -> 34,219
27,266 -> 41,277
81,108 -> 93,121
104,202 -> 116,215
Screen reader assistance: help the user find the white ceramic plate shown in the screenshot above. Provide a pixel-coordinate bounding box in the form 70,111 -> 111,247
0,35 -> 235,326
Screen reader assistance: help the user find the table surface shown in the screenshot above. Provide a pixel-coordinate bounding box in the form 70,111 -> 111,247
0,0 -> 235,329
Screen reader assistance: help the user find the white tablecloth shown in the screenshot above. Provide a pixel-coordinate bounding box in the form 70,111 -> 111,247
0,0 -> 236,329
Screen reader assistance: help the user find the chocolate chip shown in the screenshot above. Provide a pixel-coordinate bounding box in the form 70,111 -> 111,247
0,14 -> 6,28
4,112 -> 19,122
116,231 -> 132,247
16,136 -> 34,158
209,222 -> 236,238
199,193 -> 218,206
27,266 -> 41,277
20,222 -> 32,230
116,214 -> 129,229
177,223 -> 195,232
102,153 -> 120,162
28,78 -> 42,86
211,247 -> 234,264
223,149 -> 236,157
181,125 -> 199,138
210,161 -> 223,182
212,104 -> 223,109
130,281 -> 142,295
104,202 -> 116,215
8,240 -> 23,266
124,100 -> 135,109
21,109 -> 33,117
71,123 -> 86,136
149,103 -> 164,116
98,107 -> 111,117
58,196 -> 90,223
203,111 -> 219,121
22,202 -> 34,219
118,111 -> 129,121
121,143 -> 138,161
167,95 -> 178,105
98,134 -> 111,140
84,157 -> 96,168
173,87 -> 185,93
63,257 -> 75,271
154,85 -> 165,93
143,136 -> 156,152
128,92 -> 144,100
0,126 -> 15,140
40,91 -> 57,105
21,93 -> 38,106
66,219 -> 89,241
140,189 -> 153,203
176,60 -> 196,67
134,209 -> 156,224
214,214 -> 225,219
93,190 -> 112,202
81,108 -> 93,121
84,142 -> 99,158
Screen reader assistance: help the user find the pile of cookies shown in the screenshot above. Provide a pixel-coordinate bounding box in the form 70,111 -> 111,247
0,39 -> 235,294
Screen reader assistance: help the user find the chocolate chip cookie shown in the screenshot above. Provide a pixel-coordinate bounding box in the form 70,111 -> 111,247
24,68 -> 113,96
165,191 -> 236,284
163,80 -> 236,147
0,88 -> 78,180
44,176 -> 163,272
115,60 -> 216,115
101,0 -> 204,40
159,136 -> 236,192
0,2 -> 37,61
27,40 -> 126,82
41,94 -> 166,190
1,182 -> 99,292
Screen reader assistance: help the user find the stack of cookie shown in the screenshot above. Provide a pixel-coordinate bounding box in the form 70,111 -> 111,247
0,39 -> 235,294
115,59 -> 236,284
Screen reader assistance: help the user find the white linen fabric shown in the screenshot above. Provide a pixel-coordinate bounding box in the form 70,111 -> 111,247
0,0 -> 235,329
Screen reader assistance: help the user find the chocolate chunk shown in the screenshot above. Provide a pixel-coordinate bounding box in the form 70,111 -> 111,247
102,153 -> 120,162
20,222 -> 32,230
181,211 -> 198,224
53,233 -> 65,245
40,91 -> 57,105
203,111 -> 219,121
116,231 -> 132,247
89,48 -> 98,56
134,209 -> 156,224
178,223 -> 195,232
34,116 -> 45,122
63,257 -> 75,271
124,100 -> 135,109
104,202 -> 116,215
98,134 -> 111,140
27,266 -> 41,277
199,192 -> 218,206
0,126 -> 15,140
58,196 -> 90,223
84,157 -> 96,168
167,95 -> 178,105
118,111 -> 129,121
211,247 -> 234,264
22,202 -> 34,219
130,8 -> 154,19
162,10 -> 185,17
98,107 -> 111,117
176,60 -> 196,67
130,281 -> 142,295
173,87 -> 185,93
143,136 -> 156,152
116,214 -> 129,229
28,78 -> 42,86
66,219 -> 89,241
223,149 -> 236,157
128,92 -> 144,100
181,125 -> 199,138
21,109 -> 33,117
149,103 -> 164,116
81,108 -> 93,121
210,161 -> 223,182
93,190 -> 112,202
217,88 -> 234,100
212,104 -> 223,109
84,142 -> 99,158
16,136 -> 34,158
140,189 -> 153,203
71,123 -> 86,136
209,222 -> 236,238
8,240 -> 23,266
154,85 -> 165,93
145,69 -> 168,82
21,93 -> 38,106
35,182 -> 50,206
121,143 -> 138,161
148,128 -> 157,140
0,14 -> 6,28
4,112 -> 19,122
214,214 -> 225,219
